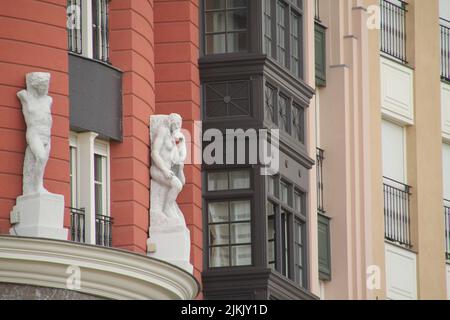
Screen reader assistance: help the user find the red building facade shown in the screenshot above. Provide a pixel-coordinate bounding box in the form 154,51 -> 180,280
0,0 -> 202,298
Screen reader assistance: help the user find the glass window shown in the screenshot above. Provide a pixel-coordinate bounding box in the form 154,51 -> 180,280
267,202 -> 276,269
264,0 -> 273,56
290,11 -> 301,76
265,83 -> 276,124
208,200 -> 252,268
291,103 -> 304,143
278,94 -> 289,133
207,169 -> 250,191
276,1 -> 287,67
205,0 -> 248,54
67,0 -> 109,62
294,219 -> 305,286
70,146 -> 78,208
94,154 -> 106,216
266,174 -> 308,288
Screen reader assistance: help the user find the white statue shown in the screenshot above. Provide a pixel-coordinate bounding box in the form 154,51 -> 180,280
150,113 -> 187,227
9,72 -> 67,241
17,72 -> 52,195
148,113 -> 193,273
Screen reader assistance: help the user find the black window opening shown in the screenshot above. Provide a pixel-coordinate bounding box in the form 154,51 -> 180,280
265,0 -> 304,78
204,0 -> 248,54
264,81 -> 306,144
266,175 -> 308,288
67,0 -> 83,54
206,169 -> 253,268
92,0 -> 110,62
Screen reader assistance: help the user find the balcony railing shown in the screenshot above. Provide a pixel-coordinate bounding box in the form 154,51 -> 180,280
316,148 -> 325,214
445,200 -> 450,260
96,214 -> 113,247
380,0 -> 407,63
70,207 -> 86,243
441,18 -> 450,82
67,0 -> 83,55
383,177 -> 411,247
92,0 -> 110,62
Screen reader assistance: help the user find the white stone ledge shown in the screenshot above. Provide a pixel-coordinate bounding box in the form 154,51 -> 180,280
0,236 -> 199,300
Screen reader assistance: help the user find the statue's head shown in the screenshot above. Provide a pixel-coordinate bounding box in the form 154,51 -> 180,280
168,113 -> 182,132
26,72 -> 51,96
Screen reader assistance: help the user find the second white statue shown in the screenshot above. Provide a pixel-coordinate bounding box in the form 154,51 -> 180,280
147,113 -> 193,273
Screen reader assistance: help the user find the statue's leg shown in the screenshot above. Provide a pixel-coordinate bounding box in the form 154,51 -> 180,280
26,135 -> 48,193
164,176 -> 183,218
22,146 -> 34,194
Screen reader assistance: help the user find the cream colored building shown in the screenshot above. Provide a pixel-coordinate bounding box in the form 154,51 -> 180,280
312,0 -> 450,300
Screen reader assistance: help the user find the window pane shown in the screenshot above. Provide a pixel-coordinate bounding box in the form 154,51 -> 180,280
276,1 -> 287,67
267,175 -> 275,196
208,171 -> 229,191
265,84 -> 276,123
231,223 -> 251,244
210,247 -> 230,267
209,202 -> 229,223
226,32 -> 247,52
94,154 -> 103,182
231,245 -> 252,266
294,190 -> 302,212
267,202 -> 276,268
227,9 -> 247,31
206,0 -> 225,10
281,211 -> 289,276
291,103 -> 304,142
206,12 -> 226,33
95,183 -> 103,215
280,181 -> 289,204
209,224 -> 230,245
290,11 -> 301,76
229,170 -> 250,189
278,95 -> 288,132
206,34 -> 226,54
230,200 -> 251,221
264,0 -> 272,56
227,0 -> 247,8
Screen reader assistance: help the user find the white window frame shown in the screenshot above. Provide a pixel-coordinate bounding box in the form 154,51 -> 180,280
94,140 -> 111,218
69,132 -> 80,209
70,131 -> 110,244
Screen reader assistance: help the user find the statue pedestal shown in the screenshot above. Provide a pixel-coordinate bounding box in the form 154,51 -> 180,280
9,193 -> 68,240
147,225 -> 193,274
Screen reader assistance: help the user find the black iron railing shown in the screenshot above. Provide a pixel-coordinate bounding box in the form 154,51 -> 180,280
445,200 -> 450,260
96,214 -> 113,247
383,177 -> 411,247
316,148 -> 325,214
67,0 -> 83,54
380,0 -> 408,63
70,207 -> 86,243
441,18 -> 450,82
92,0 -> 110,62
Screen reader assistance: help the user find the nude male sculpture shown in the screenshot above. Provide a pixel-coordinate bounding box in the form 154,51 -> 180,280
150,113 -> 187,227
17,72 -> 52,195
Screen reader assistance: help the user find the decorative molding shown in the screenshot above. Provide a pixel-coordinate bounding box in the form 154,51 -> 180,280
0,236 -> 199,300
380,57 -> 414,125
385,243 -> 417,300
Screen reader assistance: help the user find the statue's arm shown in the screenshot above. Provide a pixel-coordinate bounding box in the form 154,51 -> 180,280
175,137 -> 187,185
151,129 -> 172,179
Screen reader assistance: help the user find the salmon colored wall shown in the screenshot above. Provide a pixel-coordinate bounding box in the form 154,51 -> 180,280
0,0 -> 71,235
154,0 -> 202,288
109,0 -> 155,253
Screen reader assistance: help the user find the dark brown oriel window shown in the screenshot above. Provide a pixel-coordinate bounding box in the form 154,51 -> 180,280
204,0 -> 248,54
